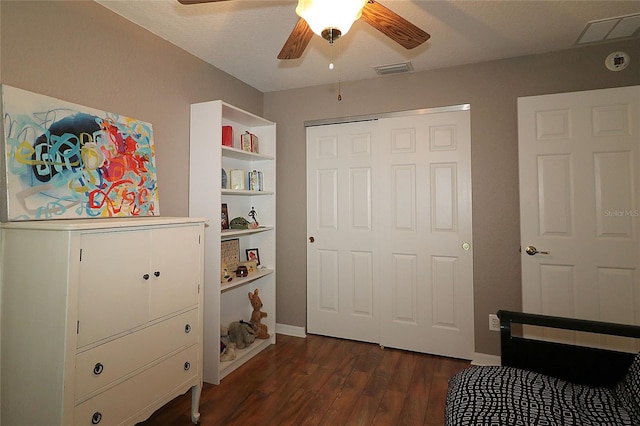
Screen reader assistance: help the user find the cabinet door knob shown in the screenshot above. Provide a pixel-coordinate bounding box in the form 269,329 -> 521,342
154,271 -> 160,277
91,412 -> 102,424
184,361 -> 191,371
185,324 -> 192,333
309,236 -> 315,243
143,273 -> 150,280
93,363 -> 104,375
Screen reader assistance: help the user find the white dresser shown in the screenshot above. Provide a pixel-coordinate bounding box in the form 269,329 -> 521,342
0,217 -> 205,426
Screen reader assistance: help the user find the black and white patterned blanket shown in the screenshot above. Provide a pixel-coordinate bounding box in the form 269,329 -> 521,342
445,355 -> 640,426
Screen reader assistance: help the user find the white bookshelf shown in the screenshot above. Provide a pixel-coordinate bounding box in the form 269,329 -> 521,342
188,100 -> 276,384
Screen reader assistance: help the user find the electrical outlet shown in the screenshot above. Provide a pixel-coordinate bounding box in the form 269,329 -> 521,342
489,314 -> 500,331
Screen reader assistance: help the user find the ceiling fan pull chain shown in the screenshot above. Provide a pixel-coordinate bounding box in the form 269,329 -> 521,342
337,41 -> 343,101
329,41 -> 334,70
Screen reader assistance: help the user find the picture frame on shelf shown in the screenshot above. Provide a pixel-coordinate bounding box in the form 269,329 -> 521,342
221,238 -> 240,272
221,203 -> 229,230
230,169 -> 245,190
246,248 -> 260,266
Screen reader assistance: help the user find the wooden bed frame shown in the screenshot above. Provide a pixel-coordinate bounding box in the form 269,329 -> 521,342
498,310 -> 640,388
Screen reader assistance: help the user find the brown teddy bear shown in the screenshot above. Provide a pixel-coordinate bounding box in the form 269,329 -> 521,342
248,288 -> 270,339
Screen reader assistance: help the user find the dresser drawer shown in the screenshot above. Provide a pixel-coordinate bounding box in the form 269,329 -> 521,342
74,344 -> 199,426
75,309 -> 199,401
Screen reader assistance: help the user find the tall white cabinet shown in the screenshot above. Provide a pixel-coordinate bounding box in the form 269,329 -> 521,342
0,217 -> 205,425
189,100 -> 276,384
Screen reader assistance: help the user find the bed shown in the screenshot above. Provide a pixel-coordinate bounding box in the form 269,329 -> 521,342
445,310 -> 640,426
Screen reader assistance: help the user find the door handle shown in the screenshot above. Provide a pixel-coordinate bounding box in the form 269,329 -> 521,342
525,245 -> 549,256
309,236 -> 315,243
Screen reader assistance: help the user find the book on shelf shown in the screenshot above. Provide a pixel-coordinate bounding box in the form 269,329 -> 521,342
222,126 -> 233,147
248,170 -> 263,191
241,131 -> 259,153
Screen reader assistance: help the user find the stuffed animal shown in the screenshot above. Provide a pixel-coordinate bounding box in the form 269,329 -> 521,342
230,217 -> 250,229
228,320 -> 255,349
219,325 -> 237,361
248,288 -> 270,339
220,345 -> 236,362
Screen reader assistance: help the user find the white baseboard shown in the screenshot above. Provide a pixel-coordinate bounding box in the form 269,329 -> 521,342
273,327 -> 500,364
471,352 -> 501,366
275,323 -> 307,338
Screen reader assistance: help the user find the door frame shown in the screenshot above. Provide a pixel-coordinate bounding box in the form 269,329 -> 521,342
304,104 -> 471,128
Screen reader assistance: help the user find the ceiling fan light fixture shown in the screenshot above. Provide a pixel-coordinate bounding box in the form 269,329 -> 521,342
296,0 -> 368,38
321,28 -> 342,44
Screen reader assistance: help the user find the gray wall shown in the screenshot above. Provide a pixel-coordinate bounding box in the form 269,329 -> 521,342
264,39 -> 640,355
2,1 -> 639,356
1,1 -> 263,217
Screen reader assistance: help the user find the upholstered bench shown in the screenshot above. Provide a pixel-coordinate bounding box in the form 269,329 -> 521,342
445,311 -> 640,426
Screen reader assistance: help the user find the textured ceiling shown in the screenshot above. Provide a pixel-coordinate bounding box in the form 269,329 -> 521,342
95,0 -> 640,93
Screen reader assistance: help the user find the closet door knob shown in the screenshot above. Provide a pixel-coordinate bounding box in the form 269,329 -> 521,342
93,363 -> 104,375
184,361 -> 191,371
91,412 -> 102,424
185,324 -> 192,333
154,271 -> 160,277
143,273 -> 150,280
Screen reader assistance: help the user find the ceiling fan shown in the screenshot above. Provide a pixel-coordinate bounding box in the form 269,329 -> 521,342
177,0 -> 431,60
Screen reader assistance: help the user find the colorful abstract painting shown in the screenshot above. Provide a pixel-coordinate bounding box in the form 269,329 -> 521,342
1,85 -> 159,221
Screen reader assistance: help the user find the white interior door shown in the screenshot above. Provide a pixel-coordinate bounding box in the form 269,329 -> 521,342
377,110 -> 474,359
307,107 -> 474,359
518,86 -> 640,350
306,120 -> 380,343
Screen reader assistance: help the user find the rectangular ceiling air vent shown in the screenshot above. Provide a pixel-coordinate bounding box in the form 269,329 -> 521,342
576,13 -> 640,44
374,61 -> 414,76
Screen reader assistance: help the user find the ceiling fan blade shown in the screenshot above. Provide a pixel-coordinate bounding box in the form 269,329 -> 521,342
177,0 -> 228,4
278,18 -> 314,60
360,0 -> 430,49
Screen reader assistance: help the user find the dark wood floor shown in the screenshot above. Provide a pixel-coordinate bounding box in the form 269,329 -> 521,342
138,333 -> 471,426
